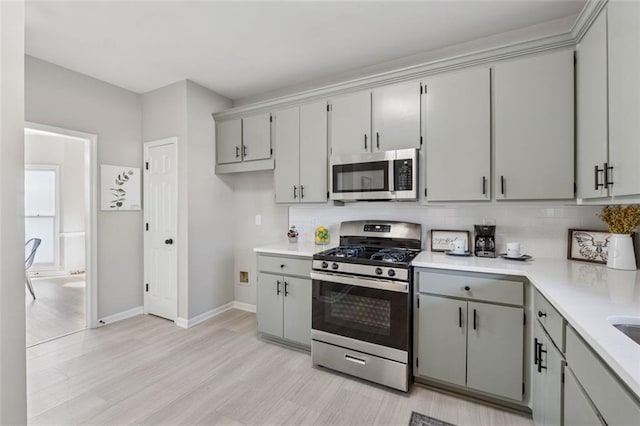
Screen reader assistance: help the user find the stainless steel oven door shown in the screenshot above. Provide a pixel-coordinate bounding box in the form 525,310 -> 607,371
311,271 -> 410,352
330,151 -> 395,201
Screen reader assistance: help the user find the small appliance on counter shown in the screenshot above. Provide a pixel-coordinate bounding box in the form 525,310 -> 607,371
475,225 -> 496,258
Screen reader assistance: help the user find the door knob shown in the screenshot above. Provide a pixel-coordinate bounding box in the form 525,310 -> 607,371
164,238 -> 174,245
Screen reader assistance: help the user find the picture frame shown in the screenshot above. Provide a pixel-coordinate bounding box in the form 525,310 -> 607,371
566,229 -> 619,264
430,230 -> 470,252
100,164 -> 141,211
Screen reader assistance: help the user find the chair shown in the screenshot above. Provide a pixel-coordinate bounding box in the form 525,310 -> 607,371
25,238 -> 41,299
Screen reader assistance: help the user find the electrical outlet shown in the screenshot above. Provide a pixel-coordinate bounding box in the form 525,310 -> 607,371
311,216 -> 319,228
255,215 -> 262,226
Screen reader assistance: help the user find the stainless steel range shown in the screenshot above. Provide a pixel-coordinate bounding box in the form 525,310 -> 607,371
311,220 -> 422,392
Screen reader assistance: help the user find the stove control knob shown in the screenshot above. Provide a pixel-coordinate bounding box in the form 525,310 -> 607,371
388,269 -> 396,277
375,267 -> 383,275
321,261 -> 328,269
331,263 -> 339,270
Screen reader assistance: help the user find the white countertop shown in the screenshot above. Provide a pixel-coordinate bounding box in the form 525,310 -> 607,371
254,241 -> 336,258
412,251 -> 640,400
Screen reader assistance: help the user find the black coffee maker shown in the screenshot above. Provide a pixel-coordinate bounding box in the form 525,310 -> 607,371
474,225 -> 496,258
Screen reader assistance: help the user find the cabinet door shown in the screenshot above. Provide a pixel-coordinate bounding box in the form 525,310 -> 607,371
543,334 -> 563,426
242,113 -> 272,161
257,273 -> 283,338
576,10 -> 609,200
466,302 -> 523,401
416,294 -> 466,387
216,119 -> 242,165
564,367 -> 603,426
283,277 -> 312,346
424,68 -> 491,201
330,91 -> 371,156
608,1 -> 640,197
372,80 -> 421,151
494,50 -> 574,200
274,107 -> 300,203
299,101 -> 328,203
532,322 -> 546,425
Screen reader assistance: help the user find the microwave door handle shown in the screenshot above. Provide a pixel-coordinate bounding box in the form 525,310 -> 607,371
388,158 -> 395,195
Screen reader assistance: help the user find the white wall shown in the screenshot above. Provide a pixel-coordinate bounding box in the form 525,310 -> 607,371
231,171 -> 288,305
25,56 -> 143,319
185,80 -> 235,316
142,80 -> 235,319
0,1 -> 27,423
25,132 -> 86,271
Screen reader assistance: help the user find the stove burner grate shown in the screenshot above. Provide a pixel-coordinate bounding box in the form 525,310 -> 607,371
370,248 -> 411,263
325,246 -> 366,258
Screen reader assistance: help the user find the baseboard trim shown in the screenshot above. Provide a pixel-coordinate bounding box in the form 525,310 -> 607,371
233,301 -> 256,313
98,306 -> 143,326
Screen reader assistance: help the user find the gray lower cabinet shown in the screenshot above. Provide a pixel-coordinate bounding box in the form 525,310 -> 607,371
564,367 -> 603,426
256,254 -> 312,348
415,269 -> 525,402
532,320 -> 564,426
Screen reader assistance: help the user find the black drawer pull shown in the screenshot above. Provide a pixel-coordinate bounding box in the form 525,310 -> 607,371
276,280 -> 281,295
473,309 -> 477,330
458,306 -> 463,328
538,310 -> 546,318
364,134 -> 368,150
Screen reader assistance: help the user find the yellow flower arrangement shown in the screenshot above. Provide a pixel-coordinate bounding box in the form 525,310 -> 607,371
599,205 -> 640,234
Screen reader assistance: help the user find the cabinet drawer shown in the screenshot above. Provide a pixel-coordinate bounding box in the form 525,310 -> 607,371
534,290 -> 565,352
258,254 -> 311,278
566,326 -> 640,425
418,270 -> 523,306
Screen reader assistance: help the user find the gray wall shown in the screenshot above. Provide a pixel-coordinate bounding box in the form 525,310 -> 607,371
142,80 -> 234,319
25,56 -> 143,318
0,1 -> 26,423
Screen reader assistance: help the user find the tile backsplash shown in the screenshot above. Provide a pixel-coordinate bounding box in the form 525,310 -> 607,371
289,203 -> 605,259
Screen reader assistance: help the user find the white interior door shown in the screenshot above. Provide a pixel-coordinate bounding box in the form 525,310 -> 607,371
144,138 -> 178,321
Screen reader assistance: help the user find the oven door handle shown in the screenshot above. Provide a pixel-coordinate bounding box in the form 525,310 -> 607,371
310,272 -> 408,293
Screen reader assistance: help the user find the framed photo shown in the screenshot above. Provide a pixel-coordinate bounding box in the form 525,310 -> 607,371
100,165 -> 141,211
430,230 -> 470,252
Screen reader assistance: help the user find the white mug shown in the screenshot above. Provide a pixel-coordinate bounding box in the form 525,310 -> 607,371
506,242 -> 521,257
452,239 -> 466,253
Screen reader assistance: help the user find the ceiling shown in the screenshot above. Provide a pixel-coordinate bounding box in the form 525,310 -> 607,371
25,1 -> 587,102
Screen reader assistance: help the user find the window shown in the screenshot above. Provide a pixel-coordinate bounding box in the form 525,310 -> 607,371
25,166 -> 59,266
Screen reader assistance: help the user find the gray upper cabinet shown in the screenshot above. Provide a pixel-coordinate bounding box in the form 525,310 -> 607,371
608,0 -> 640,198
274,101 -> 327,204
242,113 -> 272,161
330,91 -> 371,156
423,68 -> 490,201
576,10 -> 609,200
372,81 -> 421,152
216,119 -> 242,165
494,50 -> 574,200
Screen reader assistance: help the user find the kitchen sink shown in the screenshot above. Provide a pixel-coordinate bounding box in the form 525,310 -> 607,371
608,316 -> 640,345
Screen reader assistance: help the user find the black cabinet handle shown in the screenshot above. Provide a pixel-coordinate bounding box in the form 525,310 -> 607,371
464,286 -> 470,291
537,343 -> 547,373
280,264 -> 285,268
364,134 -> 368,150
293,185 -> 297,199
594,165 -> 604,190
473,309 -> 477,330
482,176 -> 486,195
284,281 -> 289,296
243,145 -> 248,157
300,185 -> 304,199
604,162 -> 614,188
538,310 -> 546,318
500,176 -> 505,195
235,146 -> 240,158
164,238 -> 173,245
458,306 -> 463,328
276,280 -> 281,295
376,132 -> 380,149
534,337 -> 539,365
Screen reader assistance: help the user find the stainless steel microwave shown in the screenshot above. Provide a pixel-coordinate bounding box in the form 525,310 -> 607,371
330,149 -> 418,201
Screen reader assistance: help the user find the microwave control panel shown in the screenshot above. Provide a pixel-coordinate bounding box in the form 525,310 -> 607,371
394,159 -> 413,191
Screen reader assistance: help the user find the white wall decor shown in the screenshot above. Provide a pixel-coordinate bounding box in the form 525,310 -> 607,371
100,165 -> 140,211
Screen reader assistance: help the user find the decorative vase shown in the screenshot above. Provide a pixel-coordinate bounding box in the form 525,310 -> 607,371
607,234 -> 637,270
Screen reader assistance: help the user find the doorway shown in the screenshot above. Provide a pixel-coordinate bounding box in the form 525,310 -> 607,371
24,123 -> 98,346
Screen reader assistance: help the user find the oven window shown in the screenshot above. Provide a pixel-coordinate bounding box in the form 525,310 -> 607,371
312,279 -> 409,351
333,161 -> 388,193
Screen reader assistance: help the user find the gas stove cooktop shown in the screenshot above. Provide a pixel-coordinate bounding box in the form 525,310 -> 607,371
314,245 -> 420,268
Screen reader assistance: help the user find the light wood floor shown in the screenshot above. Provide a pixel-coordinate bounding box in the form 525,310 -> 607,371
26,275 -> 85,346
27,309 -> 533,425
